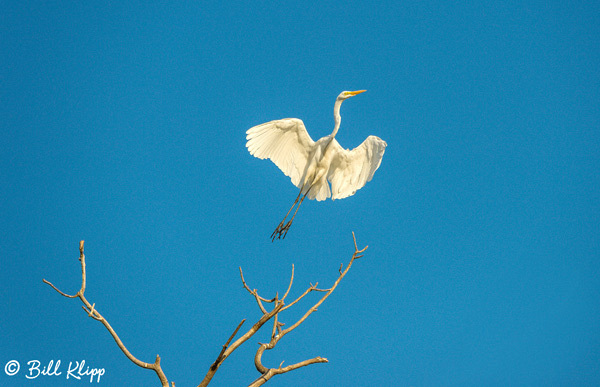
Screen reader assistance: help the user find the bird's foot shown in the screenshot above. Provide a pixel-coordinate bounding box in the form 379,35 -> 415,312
271,220 -> 292,242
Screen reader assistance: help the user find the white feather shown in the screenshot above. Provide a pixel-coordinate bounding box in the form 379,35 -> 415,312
246,118 -> 314,188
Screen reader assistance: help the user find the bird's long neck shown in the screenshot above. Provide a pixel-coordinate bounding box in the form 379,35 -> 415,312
331,98 -> 343,138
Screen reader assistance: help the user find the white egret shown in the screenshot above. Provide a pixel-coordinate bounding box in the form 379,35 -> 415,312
246,90 -> 387,241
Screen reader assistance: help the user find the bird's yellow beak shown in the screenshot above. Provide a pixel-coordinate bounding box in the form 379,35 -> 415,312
348,90 -> 367,96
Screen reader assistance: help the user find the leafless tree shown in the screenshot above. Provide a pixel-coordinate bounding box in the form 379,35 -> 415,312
44,233 -> 368,386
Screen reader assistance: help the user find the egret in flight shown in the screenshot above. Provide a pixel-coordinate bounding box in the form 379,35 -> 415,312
246,90 -> 387,241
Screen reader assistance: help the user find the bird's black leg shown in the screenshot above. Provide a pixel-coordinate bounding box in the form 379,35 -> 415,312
271,190 -> 303,241
280,192 -> 308,239
271,189 -> 311,241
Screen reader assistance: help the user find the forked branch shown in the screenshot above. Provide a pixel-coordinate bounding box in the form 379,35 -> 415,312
246,232 -> 368,386
43,241 -> 171,387
197,300 -> 284,387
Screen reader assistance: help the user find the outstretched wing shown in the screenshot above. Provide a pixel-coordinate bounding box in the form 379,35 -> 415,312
327,136 -> 387,200
246,118 -> 315,188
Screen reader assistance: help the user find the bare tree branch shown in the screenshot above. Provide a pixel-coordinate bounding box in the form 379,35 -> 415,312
246,232 -> 368,386
280,281 -> 329,312
281,264 -> 294,302
210,319 -> 246,371
278,232 -> 367,339
240,267 -> 278,303
43,280 -> 78,298
249,342 -> 328,387
44,241 -> 171,387
197,299 -> 284,387
46,233 -> 368,387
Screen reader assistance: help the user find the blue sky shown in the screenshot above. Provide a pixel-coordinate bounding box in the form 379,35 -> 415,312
2,1 -> 599,386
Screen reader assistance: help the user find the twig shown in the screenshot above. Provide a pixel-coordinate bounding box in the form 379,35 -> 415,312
240,267 -> 281,315
281,282 -> 330,312
240,267 -> 278,303
43,280 -> 78,298
281,264 -> 294,302
210,319 -> 246,371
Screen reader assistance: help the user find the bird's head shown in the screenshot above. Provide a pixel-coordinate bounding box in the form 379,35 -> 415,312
337,90 -> 366,101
